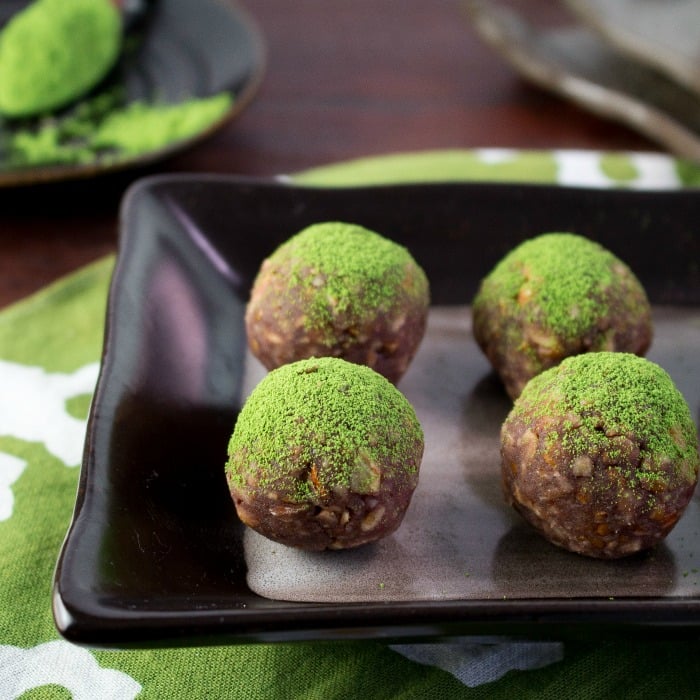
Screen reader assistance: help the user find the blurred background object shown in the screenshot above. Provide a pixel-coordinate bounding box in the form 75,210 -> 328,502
0,0 -> 265,185
563,0 -> 700,94
0,0 -> 685,308
465,0 -> 700,162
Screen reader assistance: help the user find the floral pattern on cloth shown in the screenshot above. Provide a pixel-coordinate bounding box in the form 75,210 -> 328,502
0,360 -> 99,521
0,452 -> 25,522
390,642 -> 565,687
293,148 -> 699,189
0,641 -> 141,700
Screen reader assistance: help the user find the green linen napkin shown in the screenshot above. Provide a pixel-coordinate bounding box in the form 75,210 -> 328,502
2,149 -> 700,699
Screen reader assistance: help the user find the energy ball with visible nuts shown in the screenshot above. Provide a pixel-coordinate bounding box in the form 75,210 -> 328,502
472,233 -> 652,399
226,356 -> 424,551
501,352 -> 699,559
245,222 -> 430,384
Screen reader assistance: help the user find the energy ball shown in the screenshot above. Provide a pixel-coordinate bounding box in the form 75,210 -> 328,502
245,222 -> 430,384
472,232 -> 652,398
501,352 -> 699,559
226,357 -> 424,551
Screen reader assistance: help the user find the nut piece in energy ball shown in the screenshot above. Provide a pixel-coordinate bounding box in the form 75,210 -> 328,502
226,356 -> 424,551
245,222 -> 430,384
501,352 -> 699,559
472,232 -> 652,399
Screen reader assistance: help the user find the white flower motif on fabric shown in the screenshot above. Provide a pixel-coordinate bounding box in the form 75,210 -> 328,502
0,360 -> 99,467
0,640 -> 141,699
627,152 -> 683,189
554,149 -> 617,188
0,360 -> 99,521
0,453 -> 26,522
390,641 -> 564,688
553,150 -> 682,189
473,148 -> 682,189
473,147 -> 519,164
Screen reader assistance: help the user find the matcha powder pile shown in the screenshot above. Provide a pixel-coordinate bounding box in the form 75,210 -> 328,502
5,91 -> 233,168
0,0 -> 121,117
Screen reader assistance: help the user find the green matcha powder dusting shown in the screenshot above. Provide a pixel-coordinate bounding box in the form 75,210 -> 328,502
0,0 -> 121,117
227,357 -> 423,502
515,352 -> 699,484
474,232 -> 631,342
266,222 -> 428,345
0,0 -> 234,168
3,89 -> 233,168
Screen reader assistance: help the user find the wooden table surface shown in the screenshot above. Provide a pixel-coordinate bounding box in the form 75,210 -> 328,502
0,0 -> 657,309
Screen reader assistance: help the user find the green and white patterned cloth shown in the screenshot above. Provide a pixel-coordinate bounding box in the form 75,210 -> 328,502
2,150 -> 700,699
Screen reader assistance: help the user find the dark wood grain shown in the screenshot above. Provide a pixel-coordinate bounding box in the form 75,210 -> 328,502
0,0 -> 656,309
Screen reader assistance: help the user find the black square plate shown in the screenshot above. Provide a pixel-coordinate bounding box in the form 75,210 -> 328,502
53,175 -> 700,647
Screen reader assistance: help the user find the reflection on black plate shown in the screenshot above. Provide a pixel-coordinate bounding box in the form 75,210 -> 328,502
53,175 -> 700,647
0,0 -> 264,186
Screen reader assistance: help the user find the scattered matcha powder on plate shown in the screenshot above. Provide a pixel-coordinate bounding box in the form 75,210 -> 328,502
91,93 -> 233,155
3,90 -> 233,169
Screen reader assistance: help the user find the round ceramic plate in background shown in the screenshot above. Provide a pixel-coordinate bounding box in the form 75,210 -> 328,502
563,0 -> 700,95
464,1 -> 700,163
0,0 -> 265,186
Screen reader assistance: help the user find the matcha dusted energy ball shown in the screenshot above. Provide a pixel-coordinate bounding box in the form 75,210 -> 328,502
472,233 -> 652,398
501,353 -> 699,559
226,357 -> 424,551
245,222 -> 430,384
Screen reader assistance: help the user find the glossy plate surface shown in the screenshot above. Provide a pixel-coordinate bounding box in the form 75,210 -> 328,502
53,175 -> 700,647
0,0 -> 264,186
